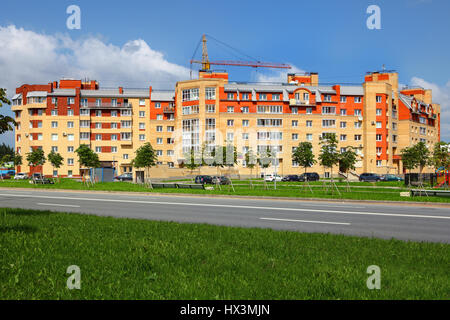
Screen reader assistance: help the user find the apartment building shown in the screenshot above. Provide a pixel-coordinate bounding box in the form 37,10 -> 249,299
12,70 -> 440,178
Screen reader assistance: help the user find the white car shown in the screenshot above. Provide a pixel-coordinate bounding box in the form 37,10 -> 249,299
264,174 -> 282,182
14,173 -> 28,180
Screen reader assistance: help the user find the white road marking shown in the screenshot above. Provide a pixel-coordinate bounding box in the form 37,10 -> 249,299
1,193 -> 450,220
37,203 -> 80,208
260,217 -> 351,225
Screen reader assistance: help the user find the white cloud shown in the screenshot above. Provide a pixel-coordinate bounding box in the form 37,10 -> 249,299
410,77 -> 450,141
0,24 -> 190,145
254,65 -> 305,83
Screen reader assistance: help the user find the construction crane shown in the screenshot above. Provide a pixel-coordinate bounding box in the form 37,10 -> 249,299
190,34 -> 291,73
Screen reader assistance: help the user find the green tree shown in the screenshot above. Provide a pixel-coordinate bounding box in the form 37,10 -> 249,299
338,147 -> 358,190
47,151 -> 64,181
318,133 -> 340,183
131,142 -> 158,186
183,147 -> 201,176
292,142 -> 316,175
0,88 -> 16,134
412,141 -> 430,183
13,152 -> 22,167
75,144 -> 100,184
400,146 -> 417,186
244,148 -> 257,178
0,143 -> 14,159
26,148 -> 46,178
430,141 -> 449,170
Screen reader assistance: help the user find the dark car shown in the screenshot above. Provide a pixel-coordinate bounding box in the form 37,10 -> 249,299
0,173 -> 12,180
114,173 -> 133,182
359,173 -> 381,182
212,176 -> 231,185
380,174 -> 403,182
30,173 -> 54,184
282,175 -> 300,182
298,172 -> 320,182
194,175 -> 213,184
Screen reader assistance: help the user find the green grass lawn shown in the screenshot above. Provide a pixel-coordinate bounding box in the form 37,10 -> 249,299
0,207 -> 448,299
1,178 -> 450,203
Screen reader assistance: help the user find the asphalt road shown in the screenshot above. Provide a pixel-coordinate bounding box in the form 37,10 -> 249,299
0,188 -> 449,243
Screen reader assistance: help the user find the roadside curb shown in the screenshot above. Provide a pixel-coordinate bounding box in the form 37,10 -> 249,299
1,187 -> 449,208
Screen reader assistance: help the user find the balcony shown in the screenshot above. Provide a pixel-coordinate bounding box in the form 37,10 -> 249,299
289,99 -> 312,106
82,102 -> 132,109
163,106 -> 175,113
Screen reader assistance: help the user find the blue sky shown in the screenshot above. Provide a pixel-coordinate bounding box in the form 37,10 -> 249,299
1,0 -> 449,145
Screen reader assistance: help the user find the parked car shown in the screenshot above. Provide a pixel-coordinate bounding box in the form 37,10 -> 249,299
264,174 -> 282,182
298,172 -> 320,182
380,174 -> 404,182
114,173 -> 133,182
282,175 -> 300,182
14,173 -> 28,180
359,173 -> 382,182
30,173 -> 54,184
0,173 -> 11,179
212,176 -> 231,185
194,175 -> 213,184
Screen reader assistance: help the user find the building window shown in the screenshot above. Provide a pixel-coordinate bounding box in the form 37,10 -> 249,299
112,147 -> 117,153
51,146 -> 58,152
51,110 -> 58,116
51,134 -> 58,141
121,133 -> 131,140
242,93 -> 249,100
227,93 -> 234,100
139,111 -> 145,117
340,96 -> 347,103
241,106 -> 249,113
376,134 -> 382,141
95,134 -> 102,141
322,106 -> 336,115
376,160 -> 382,167
68,134 -> 74,141
322,119 -> 336,128
182,88 -> 199,101
51,121 -> 58,128
376,121 -> 382,128
259,93 -> 266,100
68,158 -> 74,165
227,120 -> 234,127
121,109 -> 131,116
242,120 -> 249,127
291,107 -> 298,114
68,97 -> 75,105
306,134 -> 313,141
340,109 -> 347,116
68,146 -> 74,152
340,134 -> 347,141
123,154 -> 129,160
95,110 -> 102,117
80,109 -> 89,116
95,122 -> 101,129
67,121 -> 74,128
354,122 -> 362,128
156,150 -> 163,156
95,147 -> 102,153
354,97 -> 362,103
340,121 -> 346,128
121,121 -> 132,128
227,106 -> 234,113
95,99 -> 102,106
272,94 -> 280,101
167,126 -> 174,132
111,123 -> 118,129
139,134 -> 145,141
227,132 -> 234,141
354,109 -> 362,116
242,133 -> 249,140
324,95 -> 332,102
139,99 -> 145,106
67,109 -> 74,116
156,114 -> 163,120
306,107 -> 312,114
292,133 -> 298,140
376,96 -> 382,103
257,105 -> 282,114
138,123 -> 145,130
80,133 -> 90,140
156,126 -> 163,132
154,102 -> 161,109
306,120 -> 312,127
376,108 -> 382,116
206,104 -> 215,113
354,135 -> 362,141
376,147 -> 382,154
157,138 -> 163,144
111,134 -> 117,141
258,119 -> 282,127
205,87 -> 216,100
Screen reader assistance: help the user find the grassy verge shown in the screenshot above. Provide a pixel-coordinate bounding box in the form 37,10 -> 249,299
1,179 -> 449,203
0,207 -> 448,299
